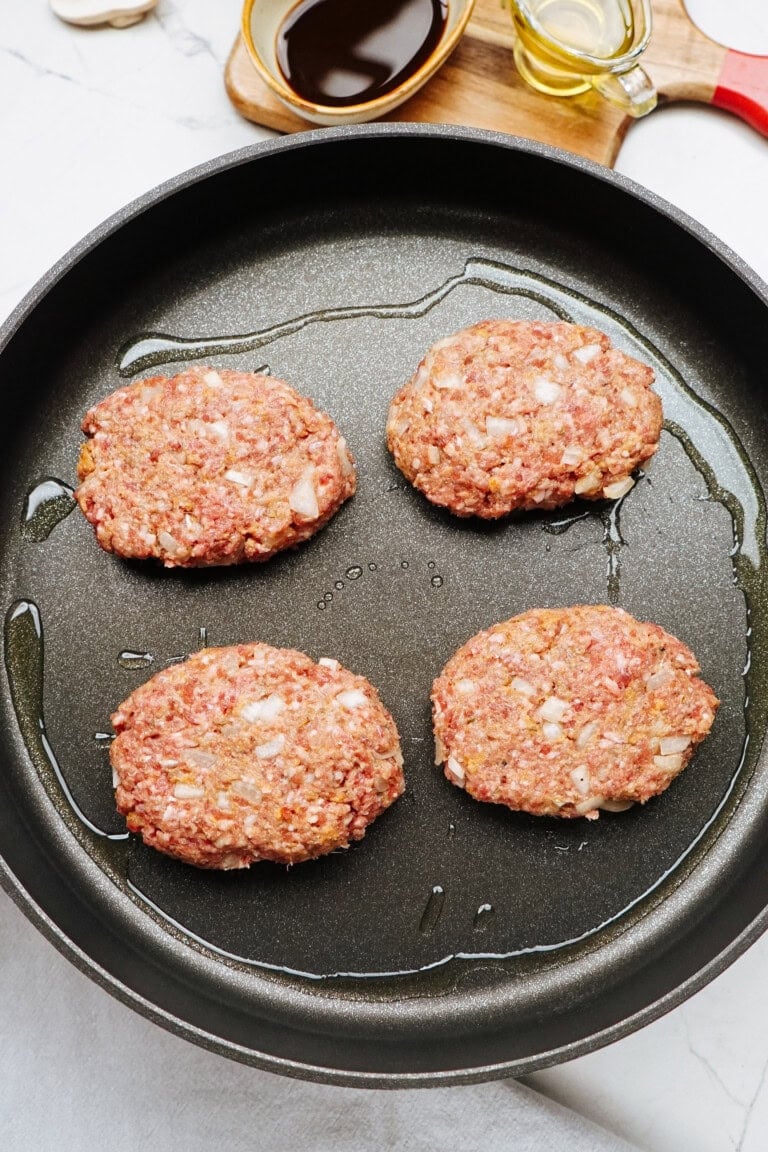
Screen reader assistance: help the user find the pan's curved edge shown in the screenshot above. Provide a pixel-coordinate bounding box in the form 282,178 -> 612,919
2,122 -> 768,1086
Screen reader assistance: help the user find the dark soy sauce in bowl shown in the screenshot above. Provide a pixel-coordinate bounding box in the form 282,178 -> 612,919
276,0 -> 449,107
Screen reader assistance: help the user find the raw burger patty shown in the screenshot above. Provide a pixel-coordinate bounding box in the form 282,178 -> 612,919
111,644 -> 404,869
387,320 -> 662,518
431,606 -> 718,820
76,367 -> 356,567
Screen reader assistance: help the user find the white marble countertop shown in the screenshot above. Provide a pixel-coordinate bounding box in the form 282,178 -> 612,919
2,2 -> 768,1148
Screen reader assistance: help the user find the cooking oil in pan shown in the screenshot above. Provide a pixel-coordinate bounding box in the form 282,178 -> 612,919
3,600 -> 129,880
419,885 -> 445,936
21,478 -> 75,542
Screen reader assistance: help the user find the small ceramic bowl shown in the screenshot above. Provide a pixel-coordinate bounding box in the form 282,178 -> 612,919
241,0 -> 476,126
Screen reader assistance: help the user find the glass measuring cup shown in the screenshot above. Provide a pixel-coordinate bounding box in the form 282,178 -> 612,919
506,0 -> 657,117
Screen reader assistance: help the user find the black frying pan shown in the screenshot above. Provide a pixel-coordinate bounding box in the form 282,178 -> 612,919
1,125 -> 767,1086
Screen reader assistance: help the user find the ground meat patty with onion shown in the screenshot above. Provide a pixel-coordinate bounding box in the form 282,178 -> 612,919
432,606 -> 718,820
76,367 -> 356,567
387,321 -> 662,518
110,644 -> 404,869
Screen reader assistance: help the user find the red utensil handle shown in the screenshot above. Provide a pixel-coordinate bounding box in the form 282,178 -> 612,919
712,49 -> 768,136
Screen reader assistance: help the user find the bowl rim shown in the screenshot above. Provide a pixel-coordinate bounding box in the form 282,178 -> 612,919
240,0 -> 478,119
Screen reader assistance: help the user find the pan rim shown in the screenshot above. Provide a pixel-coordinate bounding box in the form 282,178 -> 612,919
2,123 -> 768,1086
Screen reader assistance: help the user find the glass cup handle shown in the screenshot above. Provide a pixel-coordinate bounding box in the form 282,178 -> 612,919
592,65 -> 657,118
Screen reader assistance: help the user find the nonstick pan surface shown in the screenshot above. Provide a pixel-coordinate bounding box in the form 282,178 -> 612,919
1,126 -> 768,1085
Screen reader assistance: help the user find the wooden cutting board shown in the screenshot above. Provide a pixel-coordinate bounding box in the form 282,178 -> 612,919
225,0 -> 768,166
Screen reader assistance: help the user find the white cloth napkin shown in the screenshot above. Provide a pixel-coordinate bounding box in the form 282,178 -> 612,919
0,889 -> 640,1150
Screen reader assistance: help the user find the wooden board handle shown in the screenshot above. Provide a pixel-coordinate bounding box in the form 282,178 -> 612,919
712,50 -> 768,136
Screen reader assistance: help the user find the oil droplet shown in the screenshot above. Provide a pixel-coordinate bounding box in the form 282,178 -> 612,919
473,903 -> 494,932
118,650 -> 154,670
401,560 -> 410,569
600,494 -> 628,605
94,732 -> 115,747
431,574 -> 443,587
324,592 -> 333,602
166,654 -> 186,665
346,565 -> 363,580
198,626 -> 208,649
21,478 -> 76,542
368,562 -> 377,571
447,820 -> 456,838
419,885 -> 445,936
428,561 -> 436,569
317,600 -> 326,610
543,509 -> 592,536
334,580 -> 344,590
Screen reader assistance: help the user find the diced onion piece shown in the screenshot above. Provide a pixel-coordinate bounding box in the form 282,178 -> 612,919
602,476 -> 635,500
224,468 -> 252,487
575,795 -> 604,814
434,372 -> 463,390
461,417 -> 485,446
389,414 -> 410,437
542,721 -> 563,742
318,657 -> 339,670
230,780 -> 263,804
576,720 -> 599,748
534,378 -> 562,404
659,735 -> 691,756
600,798 -> 634,812
434,733 -> 446,765
573,343 -> 601,364
216,791 -> 231,810
561,446 -> 585,466
336,437 -> 355,476
187,750 -> 216,771
445,756 -> 465,786
209,420 -> 229,441
241,694 -> 285,723
653,753 -> 683,772
485,416 -> 518,440
574,470 -> 602,495
427,444 -> 441,465
422,397 -> 433,413
456,679 -> 476,694
570,767 -> 591,796
255,735 -> 285,759
645,665 -> 672,691
554,353 -> 569,371
337,689 -> 367,710
289,466 -> 319,520
620,386 -> 638,407
511,677 -> 535,696
158,530 -> 183,554
537,696 -> 569,723
203,370 -> 223,387
173,783 -> 205,799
